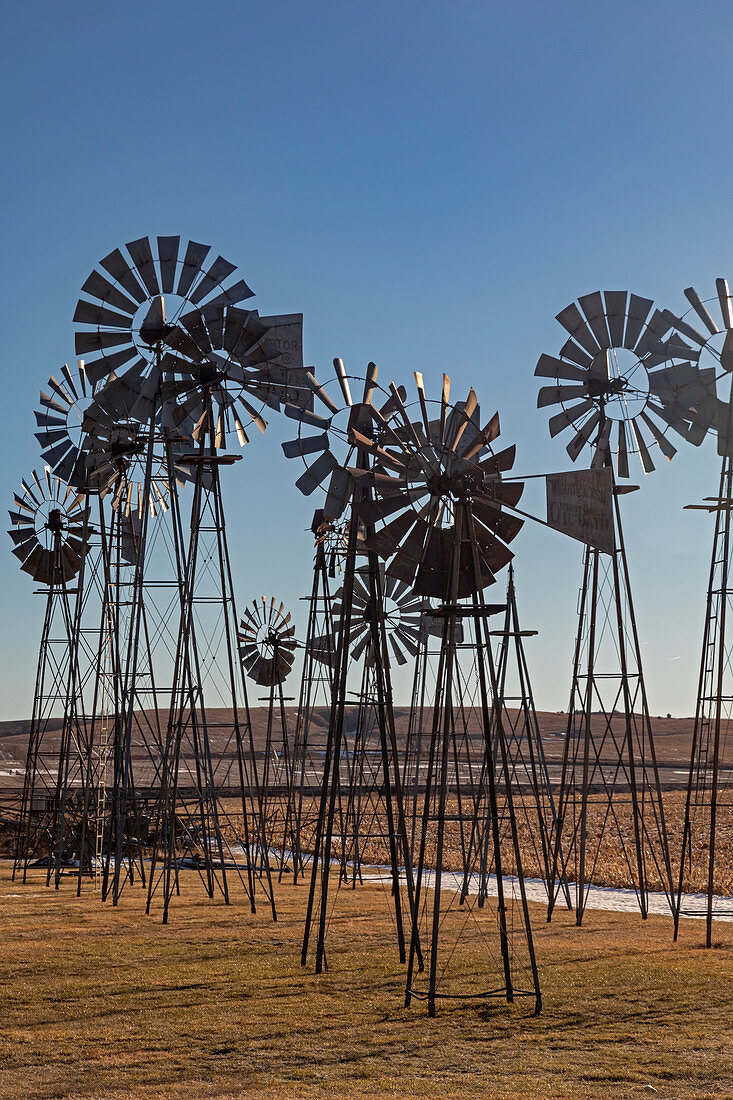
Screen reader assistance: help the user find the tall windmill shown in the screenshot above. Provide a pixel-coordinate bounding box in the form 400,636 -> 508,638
9,470 -> 91,882
535,290 -> 686,924
72,235 -> 305,919
353,372 -> 540,1017
659,279 -> 733,944
281,359 -> 418,973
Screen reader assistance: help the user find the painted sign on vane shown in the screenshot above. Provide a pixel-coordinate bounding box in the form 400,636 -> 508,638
545,467 -> 615,555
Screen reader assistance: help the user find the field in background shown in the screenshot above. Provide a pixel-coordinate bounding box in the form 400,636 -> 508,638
0,864 -> 731,1100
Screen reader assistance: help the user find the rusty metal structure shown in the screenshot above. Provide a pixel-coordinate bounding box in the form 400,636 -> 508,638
536,290 -> 686,923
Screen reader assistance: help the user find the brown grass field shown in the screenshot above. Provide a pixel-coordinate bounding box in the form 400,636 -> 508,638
1,862 -> 731,1100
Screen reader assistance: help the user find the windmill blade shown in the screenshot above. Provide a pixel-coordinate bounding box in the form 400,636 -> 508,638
603,291 -> 627,347
332,358 -> 353,407
558,339 -> 593,369
282,433 -> 330,459
126,236 -> 160,298
624,294 -> 654,349
721,329 -> 733,373
537,384 -> 588,409
323,467 -> 352,520
479,444 -> 516,475
578,291 -> 611,350
156,235 -> 180,293
534,354 -> 588,383
440,373 -> 450,443
548,399 -> 595,436
362,361 -> 378,404
590,417 -> 613,470
190,255 -> 237,305
566,410 -> 600,462
73,299 -> 133,329
75,330 -> 132,355
304,371 -> 339,414
83,346 -> 137,385
716,278 -> 733,330
617,420 -> 629,479
100,247 -> 147,304
461,412 -> 500,460
556,301 -> 602,357
388,382 -> 422,447
283,404 -> 331,430
414,372 -> 431,436
659,309 -> 708,349
388,634 -> 409,666
640,410 -> 676,460
630,420 -> 656,473
684,286 -> 719,335
176,240 -> 211,297
35,427 -> 69,450
364,510 -> 418,558
295,450 -> 339,496
80,270 -> 138,315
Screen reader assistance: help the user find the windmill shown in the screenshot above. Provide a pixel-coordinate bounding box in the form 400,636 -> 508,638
9,469 -> 91,882
33,357 -> 176,896
239,596 -> 297,860
658,279 -> 733,944
483,563 -> 571,909
352,371 -> 541,1016
535,290 -> 684,925
281,359 -> 418,973
281,511 -> 345,885
72,235 -> 304,920
307,563 -> 429,887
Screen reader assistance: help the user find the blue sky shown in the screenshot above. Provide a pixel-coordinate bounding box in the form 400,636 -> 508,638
0,1 -> 729,718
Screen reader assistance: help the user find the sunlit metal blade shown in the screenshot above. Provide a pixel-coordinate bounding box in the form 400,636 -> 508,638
717,278 -> 733,330
684,286 -> 719,335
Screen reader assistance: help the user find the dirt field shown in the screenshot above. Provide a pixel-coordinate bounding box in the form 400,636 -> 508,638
0,863 -> 731,1100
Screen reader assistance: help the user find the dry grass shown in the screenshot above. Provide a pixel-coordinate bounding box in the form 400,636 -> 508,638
0,862 -> 731,1100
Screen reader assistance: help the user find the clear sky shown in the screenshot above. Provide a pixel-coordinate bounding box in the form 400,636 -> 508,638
0,0 -> 730,719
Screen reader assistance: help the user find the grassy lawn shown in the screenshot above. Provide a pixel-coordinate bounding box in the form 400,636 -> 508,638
0,862 -> 731,1099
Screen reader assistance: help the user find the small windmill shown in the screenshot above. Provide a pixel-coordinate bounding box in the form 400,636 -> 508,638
9,470 -> 91,883
239,597 -> 297,859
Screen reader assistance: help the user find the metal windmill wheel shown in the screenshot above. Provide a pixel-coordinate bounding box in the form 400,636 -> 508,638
535,289 -> 698,476
74,235 -> 253,387
34,360 -> 128,485
157,303 -> 289,451
349,373 -> 524,599
8,468 -> 89,583
658,279 -> 733,455
281,358 -> 407,521
239,597 -> 297,687
310,565 -> 430,667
